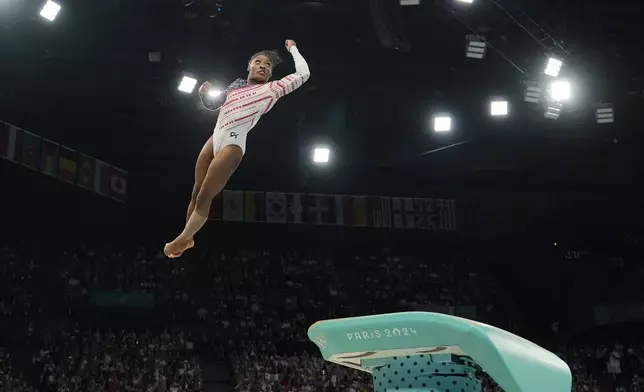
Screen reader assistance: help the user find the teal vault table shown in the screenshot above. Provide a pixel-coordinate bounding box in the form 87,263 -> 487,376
308,312 -> 571,392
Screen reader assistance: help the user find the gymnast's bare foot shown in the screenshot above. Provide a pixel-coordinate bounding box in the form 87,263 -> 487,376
164,238 -> 194,258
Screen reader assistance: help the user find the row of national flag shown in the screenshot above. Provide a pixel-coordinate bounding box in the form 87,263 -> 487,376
0,121 -> 128,203
209,191 -> 457,231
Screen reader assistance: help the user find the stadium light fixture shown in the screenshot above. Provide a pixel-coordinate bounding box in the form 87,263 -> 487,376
596,104 -> 614,124
433,115 -> 452,132
544,57 -> 563,77
544,103 -> 562,120
524,81 -> 542,103
178,76 -> 198,93
312,146 -> 330,164
456,0 -> 473,3
399,0 -> 421,5
40,0 -> 61,22
466,35 -> 487,59
549,80 -> 571,102
490,100 -> 508,117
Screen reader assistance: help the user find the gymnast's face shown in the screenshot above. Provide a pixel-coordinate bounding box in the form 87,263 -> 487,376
247,54 -> 273,84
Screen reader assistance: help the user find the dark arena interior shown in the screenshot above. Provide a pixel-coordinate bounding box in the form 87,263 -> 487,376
1,0 -> 644,391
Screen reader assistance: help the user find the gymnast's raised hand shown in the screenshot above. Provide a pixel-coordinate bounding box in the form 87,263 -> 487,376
164,39 -> 311,258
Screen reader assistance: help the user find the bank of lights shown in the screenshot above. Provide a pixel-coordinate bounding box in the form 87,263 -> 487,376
490,100 -> 508,116
313,147 -> 330,164
178,76 -> 198,93
433,116 -> 452,132
545,57 -> 563,78
40,0 -> 61,22
550,80 -> 571,102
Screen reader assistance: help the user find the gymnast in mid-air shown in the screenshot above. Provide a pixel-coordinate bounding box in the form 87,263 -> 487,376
164,39 -> 310,258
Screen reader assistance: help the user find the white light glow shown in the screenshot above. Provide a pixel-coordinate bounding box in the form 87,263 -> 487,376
178,76 -> 198,93
550,80 -> 571,101
313,147 -> 330,164
208,89 -> 222,97
433,116 -> 452,132
456,0 -> 473,3
490,100 -> 508,116
40,0 -> 61,21
545,57 -> 563,77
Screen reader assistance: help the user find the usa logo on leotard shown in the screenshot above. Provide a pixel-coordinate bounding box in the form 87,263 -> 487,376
229,132 -> 239,139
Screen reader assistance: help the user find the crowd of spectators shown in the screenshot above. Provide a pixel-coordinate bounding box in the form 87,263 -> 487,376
1,235 -> 644,392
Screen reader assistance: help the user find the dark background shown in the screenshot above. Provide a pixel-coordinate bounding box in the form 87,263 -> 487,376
1,0 -> 643,239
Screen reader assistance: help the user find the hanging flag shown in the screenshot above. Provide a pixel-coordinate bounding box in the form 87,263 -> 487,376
243,191 -> 266,222
341,195 -> 367,226
436,199 -> 457,231
423,198 -> 438,230
0,122 -> 8,159
1,124 -> 21,161
96,160 -> 128,202
305,194 -> 342,225
286,193 -> 304,224
392,197 -> 406,228
58,146 -> 78,183
266,192 -> 287,223
367,196 -> 392,228
392,198 -> 428,229
18,131 -> 41,170
223,190 -> 243,221
0,122 -> 14,159
209,195 -> 224,220
77,154 -> 97,190
40,138 -> 59,177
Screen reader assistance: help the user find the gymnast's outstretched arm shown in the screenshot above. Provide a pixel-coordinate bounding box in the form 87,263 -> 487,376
270,45 -> 311,98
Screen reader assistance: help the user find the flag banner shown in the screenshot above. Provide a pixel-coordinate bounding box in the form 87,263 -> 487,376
286,193 -> 304,223
436,198 -> 458,231
18,130 -> 41,169
77,154 -> 97,190
223,190 -> 243,222
367,196 -> 392,228
340,195 -> 368,227
58,146 -> 78,183
305,194 -> 343,225
209,194 -> 224,220
266,192 -> 287,223
40,138 -> 59,177
0,122 -> 17,160
0,122 -> 8,158
392,198 -> 428,229
96,161 -> 128,202
243,191 -> 265,222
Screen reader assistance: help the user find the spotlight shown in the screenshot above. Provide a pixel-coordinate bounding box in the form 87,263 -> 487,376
490,100 -> 508,116
596,104 -> 614,124
40,0 -> 61,22
544,57 -> 563,77
544,103 -> 562,120
524,81 -> 542,103
465,35 -> 487,59
456,0 -> 473,3
312,147 -> 330,164
178,76 -> 198,93
549,80 -> 571,101
399,0 -> 421,5
433,115 -> 452,132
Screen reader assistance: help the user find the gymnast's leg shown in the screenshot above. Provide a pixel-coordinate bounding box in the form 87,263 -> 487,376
176,136 -> 216,256
164,144 -> 243,258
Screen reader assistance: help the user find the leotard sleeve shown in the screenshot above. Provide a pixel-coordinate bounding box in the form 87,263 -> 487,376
270,46 -> 311,99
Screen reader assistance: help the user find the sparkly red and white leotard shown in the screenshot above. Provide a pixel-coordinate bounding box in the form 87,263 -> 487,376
206,46 -> 310,155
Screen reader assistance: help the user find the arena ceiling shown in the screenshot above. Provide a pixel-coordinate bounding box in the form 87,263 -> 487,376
1,0 -> 642,192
